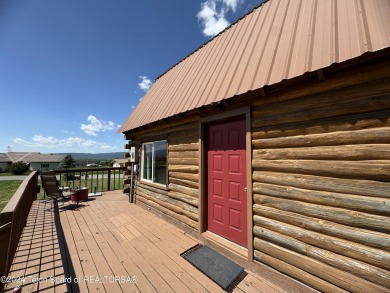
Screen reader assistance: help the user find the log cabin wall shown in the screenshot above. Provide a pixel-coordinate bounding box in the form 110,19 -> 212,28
130,118 -> 200,230
251,72 -> 390,292
123,58 -> 390,292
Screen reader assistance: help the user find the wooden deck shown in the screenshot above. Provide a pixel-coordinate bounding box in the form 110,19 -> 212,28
4,191 -> 315,293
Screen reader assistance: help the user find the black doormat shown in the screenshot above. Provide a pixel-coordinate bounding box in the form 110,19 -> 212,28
182,245 -> 245,290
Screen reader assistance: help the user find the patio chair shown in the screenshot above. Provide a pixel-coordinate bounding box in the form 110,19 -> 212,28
40,172 -> 72,211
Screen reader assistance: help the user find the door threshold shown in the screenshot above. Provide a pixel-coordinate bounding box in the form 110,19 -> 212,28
202,231 -> 248,261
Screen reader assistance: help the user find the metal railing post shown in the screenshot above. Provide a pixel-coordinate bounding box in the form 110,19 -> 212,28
107,169 -> 111,191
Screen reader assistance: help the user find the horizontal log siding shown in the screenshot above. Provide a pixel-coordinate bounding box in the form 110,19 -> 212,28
251,76 -> 390,292
133,121 -> 199,231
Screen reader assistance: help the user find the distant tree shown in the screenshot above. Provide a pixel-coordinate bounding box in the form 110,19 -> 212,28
99,160 -> 111,166
59,155 -> 76,170
58,155 -> 76,181
9,161 -> 30,175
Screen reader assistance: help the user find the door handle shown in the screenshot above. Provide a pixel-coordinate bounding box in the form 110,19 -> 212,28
244,187 -> 247,192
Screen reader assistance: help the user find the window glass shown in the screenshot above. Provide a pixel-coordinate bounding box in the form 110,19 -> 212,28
141,140 -> 167,186
154,141 -> 167,185
142,143 -> 153,181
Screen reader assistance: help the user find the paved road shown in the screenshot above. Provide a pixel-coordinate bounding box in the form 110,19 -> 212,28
0,175 -> 27,180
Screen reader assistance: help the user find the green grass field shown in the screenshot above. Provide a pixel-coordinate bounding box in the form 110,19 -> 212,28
0,172 -> 31,176
0,172 -> 16,176
0,180 -> 23,211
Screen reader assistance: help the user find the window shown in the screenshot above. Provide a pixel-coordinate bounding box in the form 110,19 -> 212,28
141,140 -> 167,186
41,163 -> 49,168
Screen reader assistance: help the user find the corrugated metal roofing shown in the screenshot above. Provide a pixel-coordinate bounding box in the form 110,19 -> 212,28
119,0 -> 390,133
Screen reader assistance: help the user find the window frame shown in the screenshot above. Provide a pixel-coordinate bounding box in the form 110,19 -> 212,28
140,139 -> 167,187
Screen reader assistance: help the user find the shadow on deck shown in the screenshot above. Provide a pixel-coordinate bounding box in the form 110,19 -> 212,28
4,191 -> 314,293
3,199 -> 77,292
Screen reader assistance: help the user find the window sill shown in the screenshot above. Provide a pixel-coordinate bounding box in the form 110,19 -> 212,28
139,180 -> 168,191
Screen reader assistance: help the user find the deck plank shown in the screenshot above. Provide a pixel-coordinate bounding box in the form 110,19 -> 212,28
94,199 -> 193,293
4,191 -> 317,293
53,227 -> 69,293
78,207 -> 141,293
81,197 -> 159,292
119,209 -> 222,292
237,273 -> 287,293
89,198 -> 173,292
36,211 -> 56,292
60,209 -> 94,292
65,210 -> 106,292
97,197 -> 222,293
71,216 -> 124,293
114,227 -> 173,292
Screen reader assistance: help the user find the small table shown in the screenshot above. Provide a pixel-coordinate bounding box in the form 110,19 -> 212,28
70,188 -> 88,206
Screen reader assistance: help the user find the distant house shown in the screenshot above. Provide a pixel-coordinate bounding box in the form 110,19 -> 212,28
112,159 -> 128,168
86,163 -> 100,167
119,0 -> 390,292
0,152 -> 65,172
0,153 -> 10,172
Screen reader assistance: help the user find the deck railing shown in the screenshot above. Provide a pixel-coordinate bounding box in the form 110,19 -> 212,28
52,166 -> 127,195
0,167 -> 127,290
0,172 -> 38,291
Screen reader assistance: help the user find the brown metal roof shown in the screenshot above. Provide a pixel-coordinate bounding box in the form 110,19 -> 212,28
119,0 -> 390,133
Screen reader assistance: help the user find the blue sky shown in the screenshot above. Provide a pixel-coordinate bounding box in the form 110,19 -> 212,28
0,0 -> 261,154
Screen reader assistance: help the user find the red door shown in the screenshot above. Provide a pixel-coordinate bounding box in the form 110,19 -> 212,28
207,119 -> 247,247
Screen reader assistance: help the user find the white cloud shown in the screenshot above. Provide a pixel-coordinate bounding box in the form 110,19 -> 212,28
80,115 -> 116,136
224,0 -> 241,11
138,76 -> 152,92
12,135 -> 114,151
197,0 -> 242,37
